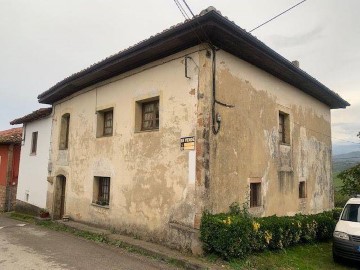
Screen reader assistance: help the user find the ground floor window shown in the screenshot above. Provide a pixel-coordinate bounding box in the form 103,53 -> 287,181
299,181 -> 306,198
250,183 -> 261,207
94,177 -> 110,206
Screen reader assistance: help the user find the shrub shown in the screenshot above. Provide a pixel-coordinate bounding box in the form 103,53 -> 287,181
200,207 -> 337,260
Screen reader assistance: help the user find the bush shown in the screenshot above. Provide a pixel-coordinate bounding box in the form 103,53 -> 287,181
200,208 -> 338,260
338,163 -> 360,196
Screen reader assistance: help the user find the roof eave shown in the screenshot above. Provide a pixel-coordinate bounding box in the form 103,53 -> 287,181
38,11 -> 349,109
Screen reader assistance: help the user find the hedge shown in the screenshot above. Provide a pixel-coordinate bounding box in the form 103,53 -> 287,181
200,207 -> 341,260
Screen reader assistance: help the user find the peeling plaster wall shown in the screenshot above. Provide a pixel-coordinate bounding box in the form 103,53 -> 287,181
47,47 -> 202,251
209,50 -> 332,216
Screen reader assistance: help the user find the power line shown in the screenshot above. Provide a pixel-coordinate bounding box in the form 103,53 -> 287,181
173,0 -> 190,20
249,0 -> 307,33
181,0 -> 195,17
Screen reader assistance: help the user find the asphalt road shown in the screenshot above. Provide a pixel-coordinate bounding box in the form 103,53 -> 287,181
0,215 -> 179,270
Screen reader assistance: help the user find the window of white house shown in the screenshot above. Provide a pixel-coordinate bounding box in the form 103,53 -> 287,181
299,181 -> 307,199
96,108 -> 113,137
30,131 -> 38,155
59,113 -> 70,150
250,182 -> 262,208
93,177 -> 110,206
279,112 -> 290,144
135,97 -> 159,132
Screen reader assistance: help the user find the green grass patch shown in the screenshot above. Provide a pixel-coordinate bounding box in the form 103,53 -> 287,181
8,212 -> 35,223
229,242 -> 357,270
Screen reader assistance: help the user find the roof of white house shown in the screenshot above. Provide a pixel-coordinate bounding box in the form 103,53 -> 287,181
10,108 -> 52,125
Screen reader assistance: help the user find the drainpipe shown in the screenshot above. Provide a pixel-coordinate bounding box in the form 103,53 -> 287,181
210,46 -> 234,135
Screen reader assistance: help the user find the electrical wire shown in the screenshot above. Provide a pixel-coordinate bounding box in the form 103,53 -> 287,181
173,0 -> 190,20
249,0 -> 307,33
181,0 -> 195,17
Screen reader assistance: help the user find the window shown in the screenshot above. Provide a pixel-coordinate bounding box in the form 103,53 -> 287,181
135,97 -> 160,132
59,114 -> 70,150
341,204 -> 360,223
250,183 -> 261,207
142,100 -> 159,131
279,112 -> 290,144
96,108 -> 113,137
299,181 -> 306,198
104,111 -> 113,135
30,131 -> 38,154
94,177 -> 110,206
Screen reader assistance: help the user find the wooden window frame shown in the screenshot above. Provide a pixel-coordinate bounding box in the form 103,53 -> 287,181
299,181 -> 307,199
96,108 -> 114,137
250,182 -> 261,208
279,112 -> 290,144
96,177 -> 110,206
59,114 -> 70,150
141,100 -> 159,131
30,131 -> 38,155
103,110 -> 113,136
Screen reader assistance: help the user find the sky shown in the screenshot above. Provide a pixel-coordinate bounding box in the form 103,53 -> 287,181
0,0 -> 359,151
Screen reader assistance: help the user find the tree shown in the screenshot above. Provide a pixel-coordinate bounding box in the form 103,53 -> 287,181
338,164 -> 360,196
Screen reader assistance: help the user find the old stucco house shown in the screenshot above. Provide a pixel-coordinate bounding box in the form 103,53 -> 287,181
10,108 -> 52,213
37,8 -> 349,252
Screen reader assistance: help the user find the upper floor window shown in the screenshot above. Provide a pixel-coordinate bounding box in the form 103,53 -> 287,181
142,100 -> 159,131
96,108 -> 113,137
59,113 -> 70,150
135,97 -> 160,132
30,131 -> 38,155
279,112 -> 290,144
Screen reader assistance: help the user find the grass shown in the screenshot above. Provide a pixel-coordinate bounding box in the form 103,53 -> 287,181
8,212 -> 36,223
228,242 -> 359,270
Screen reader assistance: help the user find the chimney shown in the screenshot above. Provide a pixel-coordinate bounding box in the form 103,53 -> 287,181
292,60 -> 300,68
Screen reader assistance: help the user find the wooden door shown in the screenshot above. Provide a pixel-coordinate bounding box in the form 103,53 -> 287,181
60,176 -> 66,218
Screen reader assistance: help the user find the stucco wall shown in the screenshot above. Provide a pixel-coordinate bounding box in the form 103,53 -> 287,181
207,50 -> 333,216
17,117 -> 52,208
47,47 -> 202,250
0,144 -> 21,211
0,145 -> 8,186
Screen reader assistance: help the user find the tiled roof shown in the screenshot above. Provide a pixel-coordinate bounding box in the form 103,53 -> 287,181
37,7 -> 349,109
0,128 -> 22,144
10,107 -> 52,125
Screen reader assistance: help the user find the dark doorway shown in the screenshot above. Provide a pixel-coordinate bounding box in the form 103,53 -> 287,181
54,175 -> 66,219
59,175 -> 66,218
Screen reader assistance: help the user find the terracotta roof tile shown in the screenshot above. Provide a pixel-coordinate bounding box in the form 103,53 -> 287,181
0,128 -> 22,144
10,107 -> 52,125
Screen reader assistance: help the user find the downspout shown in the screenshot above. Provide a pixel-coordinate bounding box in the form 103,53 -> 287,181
210,46 -> 234,135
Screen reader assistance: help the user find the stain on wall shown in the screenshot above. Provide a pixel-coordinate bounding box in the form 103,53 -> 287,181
207,50 -> 332,217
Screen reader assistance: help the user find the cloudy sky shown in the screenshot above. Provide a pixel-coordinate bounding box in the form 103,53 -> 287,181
1,0 -> 359,149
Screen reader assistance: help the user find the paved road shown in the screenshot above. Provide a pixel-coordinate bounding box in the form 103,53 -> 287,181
0,215 -> 179,270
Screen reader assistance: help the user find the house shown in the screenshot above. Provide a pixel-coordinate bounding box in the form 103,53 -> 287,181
0,127 -> 22,211
10,108 -> 52,214
37,7 -> 349,252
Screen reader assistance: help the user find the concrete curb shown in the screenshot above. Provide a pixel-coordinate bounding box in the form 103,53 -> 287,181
55,220 -> 225,270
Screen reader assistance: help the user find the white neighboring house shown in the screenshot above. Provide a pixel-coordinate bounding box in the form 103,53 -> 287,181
10,108 -> 52,211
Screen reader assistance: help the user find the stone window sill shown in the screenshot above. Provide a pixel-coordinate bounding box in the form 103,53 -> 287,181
91,203 -> 109,209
